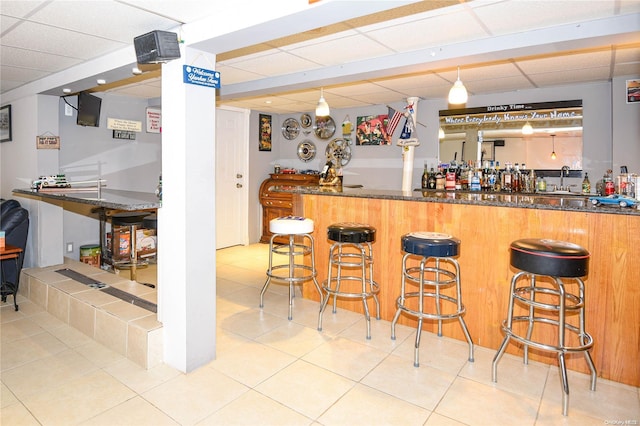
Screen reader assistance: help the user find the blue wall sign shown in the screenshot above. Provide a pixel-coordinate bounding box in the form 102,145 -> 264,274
183,66 -> 220,89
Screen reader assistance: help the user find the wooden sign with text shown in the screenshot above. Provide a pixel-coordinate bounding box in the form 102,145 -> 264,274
36,136 -> 60,149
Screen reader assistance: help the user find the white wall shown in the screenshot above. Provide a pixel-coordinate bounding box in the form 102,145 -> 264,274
56,93 -> 162,259
261,79 -> 637,196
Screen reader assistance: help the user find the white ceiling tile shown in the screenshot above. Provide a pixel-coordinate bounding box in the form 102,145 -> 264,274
615,46 -> 640,64
288,34 -> 394,67
614,63 -> 640,76
516,50 -> 613,74
216,65 -> 264,85
464,75 -> 536,94
27,1 -> 180,43
529,66 -> 612,85
0,65 -> 50,82
228,51 -> 321,77
472,0 -> 617,36
0,0 -> 48,18
364,12 -> 487,53
2,21 -> 126,59
0,45 -> 81,72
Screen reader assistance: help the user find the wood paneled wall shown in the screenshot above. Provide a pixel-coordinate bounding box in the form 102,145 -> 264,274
297,194 -> 640,387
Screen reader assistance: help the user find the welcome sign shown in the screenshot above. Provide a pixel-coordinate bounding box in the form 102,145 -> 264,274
183,66 -> 220,89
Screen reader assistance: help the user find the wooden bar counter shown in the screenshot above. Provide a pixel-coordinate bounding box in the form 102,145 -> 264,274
283,186 -> 640,387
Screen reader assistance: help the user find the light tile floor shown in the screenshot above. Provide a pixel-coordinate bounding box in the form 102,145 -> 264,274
2,243 -> 638,426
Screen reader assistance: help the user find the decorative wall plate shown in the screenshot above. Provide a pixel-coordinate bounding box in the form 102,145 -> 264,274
325,138 -> 352,167
300,113 -> 312,128
282,118 -> 300,140
297,140 -> 316,162
314,116 -> 336,140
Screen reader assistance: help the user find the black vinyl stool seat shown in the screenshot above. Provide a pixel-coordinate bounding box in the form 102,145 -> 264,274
318,222 -> 380,339
260,216 -> 322,321
391,232 -> 474,367
492,238 -> 596,416
111,211 -> 150,281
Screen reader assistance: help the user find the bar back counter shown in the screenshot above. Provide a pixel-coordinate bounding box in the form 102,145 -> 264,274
279,186 -> 640,387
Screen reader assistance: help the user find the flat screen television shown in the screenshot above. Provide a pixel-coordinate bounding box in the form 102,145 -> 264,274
76,92 -> 102,127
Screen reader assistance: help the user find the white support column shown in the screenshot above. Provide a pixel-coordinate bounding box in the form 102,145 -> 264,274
159,47 -> 217,372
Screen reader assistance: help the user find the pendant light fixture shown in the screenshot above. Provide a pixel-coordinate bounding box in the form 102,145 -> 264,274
438,127 -> 445,139
448,67 -> 468,105
315,88 -> 330,117
550,134 -> 557,160
522,121 -> 533,135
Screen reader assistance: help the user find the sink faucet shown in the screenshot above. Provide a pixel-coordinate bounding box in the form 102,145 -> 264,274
560,165 -> 570,190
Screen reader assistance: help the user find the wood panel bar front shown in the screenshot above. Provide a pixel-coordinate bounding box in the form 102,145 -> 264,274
296,193 -> 640,387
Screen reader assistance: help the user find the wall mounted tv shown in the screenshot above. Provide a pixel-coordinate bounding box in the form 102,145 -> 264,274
76,91 -> 102,127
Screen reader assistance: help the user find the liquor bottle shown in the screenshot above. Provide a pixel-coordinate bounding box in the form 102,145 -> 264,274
581,173 -> 591,194
435,167 -> 445,190
512,163 -> 521,193
427,168 -> 436,189
445,164 -> 456,190
421,165 -> 429,189
604,169 -> 615,195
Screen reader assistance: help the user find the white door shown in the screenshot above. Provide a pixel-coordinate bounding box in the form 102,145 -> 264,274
216,107 -> 249,249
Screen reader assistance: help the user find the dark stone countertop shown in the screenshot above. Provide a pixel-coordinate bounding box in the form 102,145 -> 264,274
271,185 -> 640,216
13,188 -> 160,211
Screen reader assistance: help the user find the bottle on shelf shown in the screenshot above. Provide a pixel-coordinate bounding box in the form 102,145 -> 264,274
582,173 -> 591,194
320,161 -> 332,180
427,167 -> 436,189
421,164 -> 429,189
604,169 -> 615,195
435,167 -> 445,190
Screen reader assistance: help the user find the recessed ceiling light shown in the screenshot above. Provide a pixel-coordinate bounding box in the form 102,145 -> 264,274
63,88 -> 71,94
97,79 -> 106,85
265,100 -> 272,104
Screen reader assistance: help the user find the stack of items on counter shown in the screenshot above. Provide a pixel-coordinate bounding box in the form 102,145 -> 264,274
595,166 -> 638,199
421,161 -> 539,193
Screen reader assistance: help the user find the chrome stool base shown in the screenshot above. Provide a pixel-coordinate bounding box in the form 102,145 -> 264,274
492,239 -> 597,416
391,251 -> 474,367
318,223 -> 379,339
260,217 -> 322,320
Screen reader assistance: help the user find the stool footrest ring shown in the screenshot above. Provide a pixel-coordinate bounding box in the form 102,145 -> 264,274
322,276 -> 380,299
403,266 -> 457,287
513,286 -> 583,311
502,316 -> 594,353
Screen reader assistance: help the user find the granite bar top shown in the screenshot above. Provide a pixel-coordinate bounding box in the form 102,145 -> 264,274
272,185 -> 640,216
13,188 -> 160,211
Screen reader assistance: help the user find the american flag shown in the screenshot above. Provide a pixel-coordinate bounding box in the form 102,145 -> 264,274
386,106 -> 403,136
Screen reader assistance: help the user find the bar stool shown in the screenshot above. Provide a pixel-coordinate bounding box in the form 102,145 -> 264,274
391,232 -> 474,367
318,222 -> 379,339
260,216 -> 322,320
492,238 -> 596,416
111,211 -> 150,281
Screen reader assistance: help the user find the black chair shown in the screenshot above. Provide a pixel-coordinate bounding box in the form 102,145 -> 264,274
1,200 -> 29,311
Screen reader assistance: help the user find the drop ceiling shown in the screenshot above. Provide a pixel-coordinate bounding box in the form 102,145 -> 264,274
1,0 -> 639,114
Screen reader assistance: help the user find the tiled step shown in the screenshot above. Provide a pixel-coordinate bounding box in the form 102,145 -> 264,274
17,258 -> 162,369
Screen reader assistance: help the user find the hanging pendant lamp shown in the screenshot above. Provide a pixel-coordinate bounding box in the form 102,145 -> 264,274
550,134 -> 557,160
522,122 -> 533,135
315,88 -> 330,117
448,67 -> 468,105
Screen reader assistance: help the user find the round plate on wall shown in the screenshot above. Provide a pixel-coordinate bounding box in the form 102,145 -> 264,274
314,116 -> 336,140
282,118 -> 300,140
300,113 -> 312,128
297,140 -> 316,162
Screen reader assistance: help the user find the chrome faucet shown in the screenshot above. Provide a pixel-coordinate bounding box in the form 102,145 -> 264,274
560,165 -> 570,190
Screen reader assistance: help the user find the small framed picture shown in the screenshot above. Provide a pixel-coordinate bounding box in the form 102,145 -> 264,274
626,79 -> 640,104
259,114 -> 272,151
0,105 -> 12,143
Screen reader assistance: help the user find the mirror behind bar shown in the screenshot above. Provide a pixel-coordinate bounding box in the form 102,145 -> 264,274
439,100 -> 583,171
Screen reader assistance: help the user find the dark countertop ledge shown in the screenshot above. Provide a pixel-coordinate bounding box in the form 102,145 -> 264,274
13,188 -> 160,211
271,185 -> 640,216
